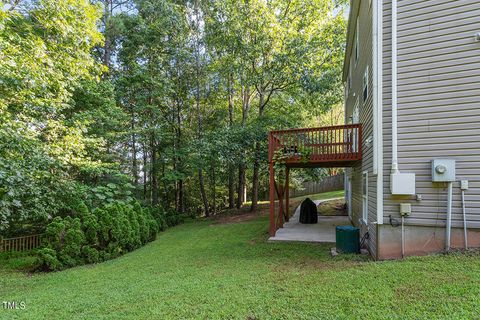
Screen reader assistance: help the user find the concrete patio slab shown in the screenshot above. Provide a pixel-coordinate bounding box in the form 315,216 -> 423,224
269,199 -> 351,243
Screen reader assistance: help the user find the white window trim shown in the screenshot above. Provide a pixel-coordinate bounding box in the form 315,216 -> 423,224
362,171 -> 369,224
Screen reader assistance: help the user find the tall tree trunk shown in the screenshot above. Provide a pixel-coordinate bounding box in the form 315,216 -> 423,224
228,166 -> 235,209
236,164 -> 246,209
178,179 -> 184,214
175,98 -> 184,213
250,89 -> 265,212
211,164 -> 216,215
250,144 -> 260,212
193,0 -> 209,216
236,84 -> 250,209
150,132 -> 158,206
143,143 -> 148,202
227,73 -> 235,209
131,109 -> 138,185
102,0 -> 112,69
199,169 -> 209,216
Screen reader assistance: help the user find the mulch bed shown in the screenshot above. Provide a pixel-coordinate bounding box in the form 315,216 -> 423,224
317,199 -> 347,216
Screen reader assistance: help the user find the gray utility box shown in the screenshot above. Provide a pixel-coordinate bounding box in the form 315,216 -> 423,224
431,159 -> 456,182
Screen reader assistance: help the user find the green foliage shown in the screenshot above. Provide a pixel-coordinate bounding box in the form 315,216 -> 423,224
37,201 -> 179,271
0,0 -> 128,234
90,182 -> 134,206
38,216 -> 85,271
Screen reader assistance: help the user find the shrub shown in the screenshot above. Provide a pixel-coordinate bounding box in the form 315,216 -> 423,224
38,216 -> 85,270
95,207 -> 113,247
148,206 -> 167,231
37,201 -> 184,271
165,209 -> 183,228
135,203 -> 150,244
82,246 -> 100,264
37,247 -> 62,271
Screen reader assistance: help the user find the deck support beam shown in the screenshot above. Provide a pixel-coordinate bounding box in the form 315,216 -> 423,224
269,162 -> 276,237
269,133 -> 276,236
285,167 -> 290,222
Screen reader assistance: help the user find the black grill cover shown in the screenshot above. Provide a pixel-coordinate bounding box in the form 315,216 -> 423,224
299,198 -> 318,224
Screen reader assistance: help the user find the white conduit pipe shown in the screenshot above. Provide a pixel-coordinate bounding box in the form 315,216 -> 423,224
401,215 -> 405,258
446,182 -> 453,251
462,190 -> 468,249
391,0 -> 399,174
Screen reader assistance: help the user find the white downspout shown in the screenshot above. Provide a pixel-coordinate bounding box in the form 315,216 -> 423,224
373,0 -> 384,225
391,0 -> 399,174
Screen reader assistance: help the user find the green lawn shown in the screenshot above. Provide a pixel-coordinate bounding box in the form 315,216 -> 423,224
1,210 -> 480,319
244,189 -> 345,206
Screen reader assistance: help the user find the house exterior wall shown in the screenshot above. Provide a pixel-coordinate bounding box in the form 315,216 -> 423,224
344,0 -> 480,259
344,0 -> 378,257
379,0 -> 480,259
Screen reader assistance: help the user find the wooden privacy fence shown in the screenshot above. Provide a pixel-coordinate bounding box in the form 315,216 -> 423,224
0,234 -> 44,253
290,173 -> 345,198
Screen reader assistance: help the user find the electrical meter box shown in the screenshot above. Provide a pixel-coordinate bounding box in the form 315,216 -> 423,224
431,159 -> 456,182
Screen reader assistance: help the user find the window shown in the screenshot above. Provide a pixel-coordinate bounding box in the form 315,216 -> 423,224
362,171 -> 368,223
355,19 -> 359,64
363,66 -> 369,103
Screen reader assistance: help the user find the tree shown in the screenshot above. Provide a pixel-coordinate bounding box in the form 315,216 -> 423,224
0,0 -> 110,232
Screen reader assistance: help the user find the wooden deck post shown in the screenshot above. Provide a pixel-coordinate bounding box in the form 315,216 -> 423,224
285,167 -> 290,222
269,134 -> 276,237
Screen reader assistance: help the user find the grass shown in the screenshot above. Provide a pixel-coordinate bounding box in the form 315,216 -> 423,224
295,189 -> 344,202
0,252 -> 38,272
244,189 -> 345,206
1,192 -> 480,319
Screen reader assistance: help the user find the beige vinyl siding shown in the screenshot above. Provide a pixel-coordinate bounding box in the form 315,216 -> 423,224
382,0 -> 480,230
344,0 -> 378,257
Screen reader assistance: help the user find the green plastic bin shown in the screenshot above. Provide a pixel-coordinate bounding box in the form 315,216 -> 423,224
335,226 -> 360,253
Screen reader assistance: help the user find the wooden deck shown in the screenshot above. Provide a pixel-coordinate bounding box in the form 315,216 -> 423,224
268,124 -> 362,237
268,124 -> 362,168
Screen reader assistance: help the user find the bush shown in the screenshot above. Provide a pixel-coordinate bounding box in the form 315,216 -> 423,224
82,246 -> 100,264
37,247 -> 62,271
37,201 -> 183,271
165,209 -> 184,228
135,203 -> 150,244
38,216 -> 85,270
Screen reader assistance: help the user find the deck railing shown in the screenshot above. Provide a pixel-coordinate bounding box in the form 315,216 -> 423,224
268,124 -> 362,165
